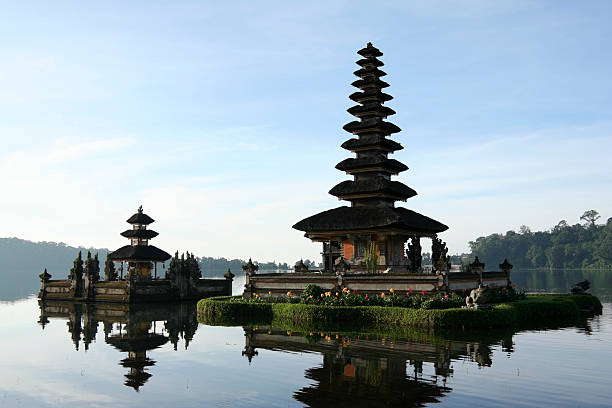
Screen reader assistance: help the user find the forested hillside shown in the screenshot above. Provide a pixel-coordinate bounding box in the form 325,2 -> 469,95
469,211 -> 612,269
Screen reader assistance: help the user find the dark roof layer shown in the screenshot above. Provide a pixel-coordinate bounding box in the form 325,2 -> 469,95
127,212 -> 155,225
356,57 -> 384,67
343,120 -> 401,135
351,78 -> 390,89
341,138 -> 403,152
108,245 -> 171,262
347,104 -> 395,118
293,206 -> 448,234
329,178 -> 417,200
120,229 -> 159,239
357,43 -> 383,58
353,67 -> 387,78
107,334 -> 169,352
349,89 -> 393,103
336,157 -> 408,173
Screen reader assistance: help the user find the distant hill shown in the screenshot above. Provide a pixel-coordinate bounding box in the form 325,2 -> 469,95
0,238 -> 108,301
0,237 -> 303,301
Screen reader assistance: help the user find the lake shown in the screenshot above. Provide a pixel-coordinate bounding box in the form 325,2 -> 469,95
0,270 -> 611,407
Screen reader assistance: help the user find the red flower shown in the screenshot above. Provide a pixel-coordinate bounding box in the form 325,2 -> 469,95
421,290 -> 426,295
408,287 -> 412,291
444,294 -> 449,299
365,295 -> 369,300
353,289 -> 358,294
406,292 -> 410,296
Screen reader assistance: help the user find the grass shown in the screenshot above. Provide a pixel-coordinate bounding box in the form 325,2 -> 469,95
197,294 -> 602,330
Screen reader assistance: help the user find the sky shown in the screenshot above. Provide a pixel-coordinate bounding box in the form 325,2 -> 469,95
1,0 -> 611,264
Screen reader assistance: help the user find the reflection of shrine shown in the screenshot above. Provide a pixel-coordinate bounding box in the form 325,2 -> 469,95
241,326 -> 514,408
37,301 -> 199,391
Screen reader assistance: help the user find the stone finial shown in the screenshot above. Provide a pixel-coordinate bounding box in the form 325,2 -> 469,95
224,268 -> 235,280
294,259 -> 309,273
470,256 -> 485,271
499,258 -> 513,272
138,205 -> 143,213
39,268 -> 52,282
242,258 -> 259,276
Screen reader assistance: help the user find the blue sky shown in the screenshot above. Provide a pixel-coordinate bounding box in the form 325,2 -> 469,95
1,1 -> 611,264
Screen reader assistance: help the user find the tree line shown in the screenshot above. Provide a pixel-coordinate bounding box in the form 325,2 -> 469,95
468,210 -> 612,269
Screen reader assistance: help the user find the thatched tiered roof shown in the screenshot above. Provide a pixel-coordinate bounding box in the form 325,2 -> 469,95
293,43 -> 447,237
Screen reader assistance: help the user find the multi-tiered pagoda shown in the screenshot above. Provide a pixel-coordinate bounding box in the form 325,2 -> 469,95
293,43 -> 448,272
108,206 -> 172,279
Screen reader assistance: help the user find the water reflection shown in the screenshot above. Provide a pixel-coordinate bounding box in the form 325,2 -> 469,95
240,326 -> 516,407
37,301 -> 198,391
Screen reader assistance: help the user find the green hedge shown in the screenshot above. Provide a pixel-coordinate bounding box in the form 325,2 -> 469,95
197,294 -> 602,330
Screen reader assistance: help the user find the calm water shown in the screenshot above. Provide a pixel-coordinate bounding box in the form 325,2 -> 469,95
1,271 -> 611,407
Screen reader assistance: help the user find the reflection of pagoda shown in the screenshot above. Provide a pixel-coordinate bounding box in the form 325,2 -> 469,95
241,326 -> 513,408
106,323 -> 168,391
293,43 -> 448,272
108,206 -> 172,279
37,300 -> 200,391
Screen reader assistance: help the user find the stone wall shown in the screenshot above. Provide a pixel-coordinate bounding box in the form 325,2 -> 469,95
244,270 -> 511,298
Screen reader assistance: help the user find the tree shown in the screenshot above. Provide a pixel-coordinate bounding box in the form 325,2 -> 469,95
519,225 -> 531,235
580,210 -> 601,227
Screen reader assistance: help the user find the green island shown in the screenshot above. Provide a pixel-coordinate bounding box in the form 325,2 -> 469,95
197,290 -> 603,331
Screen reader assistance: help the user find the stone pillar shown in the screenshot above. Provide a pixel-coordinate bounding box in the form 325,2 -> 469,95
242,258 -> 259,299
470,257 -> 485,285
38,268 -> 51,299
499,258 -> 513,287
224,268 -> 235,296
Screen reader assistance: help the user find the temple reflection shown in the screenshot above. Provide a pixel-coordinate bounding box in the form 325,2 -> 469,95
241,326 -> 515,408
37,301 -> 198,391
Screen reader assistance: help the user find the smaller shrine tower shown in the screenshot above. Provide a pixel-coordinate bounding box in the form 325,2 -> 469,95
108,206 -> 171,279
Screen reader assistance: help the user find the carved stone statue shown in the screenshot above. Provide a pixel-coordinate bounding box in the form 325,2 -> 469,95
465,284 -> 495,308
334,257 -> 350,273
68,251 -> 84,281
104,257 -> 118,281
242,258 -> 259,276
406,236 -> 422,272
84,251 -> 100,283
432,236 -> 450,272
571,280 -> 591,295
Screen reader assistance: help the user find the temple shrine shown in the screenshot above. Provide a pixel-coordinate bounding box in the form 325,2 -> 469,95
244,43 -> 513,297
108,206 -> 171,279
293,43 -> 448,273
38,207 -> 233,302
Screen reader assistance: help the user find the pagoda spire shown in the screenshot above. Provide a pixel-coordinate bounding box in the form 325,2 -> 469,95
330,42 -> 417,208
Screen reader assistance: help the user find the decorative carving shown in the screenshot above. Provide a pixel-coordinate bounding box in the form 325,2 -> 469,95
39,268 -> 51,282
334,257 -> 351,273
470,256 -> 485,273
104,256 -> 118,281
432,236 -> 450,272
68,251 -> 84,281
84,251 -> 100,283
185,251 -> 202,281
294,259 -> 309,273
224,268 -> 235,280
242,258 -> 259,276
